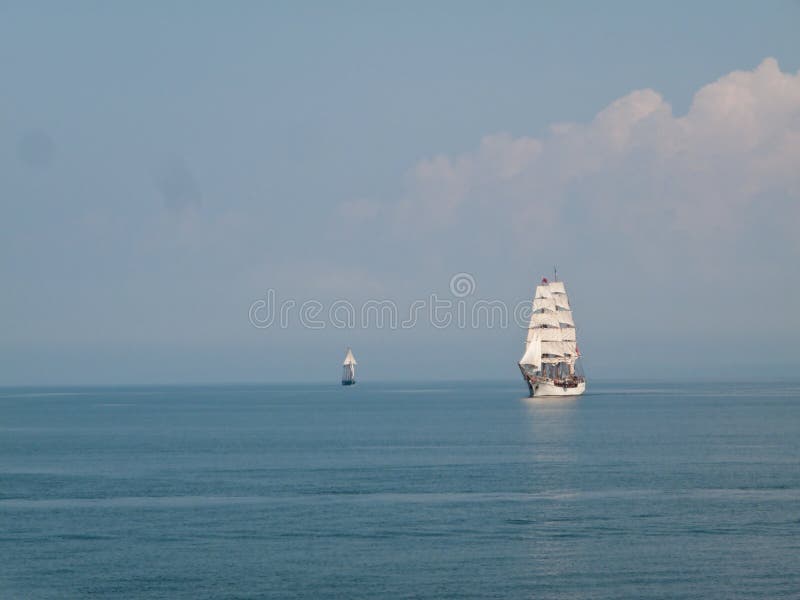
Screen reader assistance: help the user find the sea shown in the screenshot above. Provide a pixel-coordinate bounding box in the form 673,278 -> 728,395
1,381 -> 799,599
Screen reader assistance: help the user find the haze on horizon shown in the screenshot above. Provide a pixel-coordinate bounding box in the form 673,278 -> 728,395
2,2 -> 799,385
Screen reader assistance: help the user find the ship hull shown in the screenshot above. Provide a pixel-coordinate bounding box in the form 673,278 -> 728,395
526,378 -> 585,397
341,380 -> 355,386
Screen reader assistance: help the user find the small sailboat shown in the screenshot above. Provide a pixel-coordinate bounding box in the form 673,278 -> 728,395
518,275 -> 586,397
342,348 -> 357,386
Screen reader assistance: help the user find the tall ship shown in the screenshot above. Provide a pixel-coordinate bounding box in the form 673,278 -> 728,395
518,276 -> 586,397
342,348 -> 357,386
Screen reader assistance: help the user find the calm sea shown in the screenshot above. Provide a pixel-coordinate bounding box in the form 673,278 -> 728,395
1,381 -> 799,599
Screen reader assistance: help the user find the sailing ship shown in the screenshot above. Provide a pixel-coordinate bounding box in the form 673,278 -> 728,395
342,348 -> 357,386
518,275 -> 586,397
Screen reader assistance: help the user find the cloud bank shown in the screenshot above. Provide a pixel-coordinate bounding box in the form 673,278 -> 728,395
390,58 -> 799,266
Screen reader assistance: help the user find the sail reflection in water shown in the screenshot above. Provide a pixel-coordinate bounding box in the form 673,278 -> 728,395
522,395 -> 579,465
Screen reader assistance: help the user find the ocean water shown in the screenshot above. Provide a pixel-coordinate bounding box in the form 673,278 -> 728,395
1,381 -> 799,599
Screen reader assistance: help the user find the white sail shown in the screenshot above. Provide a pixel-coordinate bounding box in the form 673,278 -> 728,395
553,294 -> 570,310
343,348 -> 357,365
556,310 -> 574,326
529,312 -> 560,328
548,281 -> 566,294
540,340 -> 577,359
519,336 -> 541,367
540,340 -> 565,359
564,340 -> 578,355
534,285 -> 552,299
532,297 -> 556,311
560,326 -> 577,341
534,327 -> 563,342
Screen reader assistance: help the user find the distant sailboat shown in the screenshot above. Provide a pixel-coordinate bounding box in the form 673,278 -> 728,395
342,348 -> 357,386
518,275 -> 586,397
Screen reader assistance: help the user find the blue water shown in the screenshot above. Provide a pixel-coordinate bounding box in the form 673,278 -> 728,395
1,381 -> 799,598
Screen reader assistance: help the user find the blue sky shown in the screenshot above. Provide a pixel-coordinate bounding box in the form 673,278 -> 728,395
2,2 -> 799,384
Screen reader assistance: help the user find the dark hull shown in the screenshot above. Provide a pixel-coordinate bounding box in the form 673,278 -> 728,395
341,380 -> 355,386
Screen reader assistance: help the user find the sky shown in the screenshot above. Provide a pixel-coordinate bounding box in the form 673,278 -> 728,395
2,1 -> 800,384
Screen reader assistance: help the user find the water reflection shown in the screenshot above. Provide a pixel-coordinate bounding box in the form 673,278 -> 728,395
517,396 -> 582,582
520,395 -> 579,464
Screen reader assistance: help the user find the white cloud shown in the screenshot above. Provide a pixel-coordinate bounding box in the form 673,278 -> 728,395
392,58 -> 800,253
